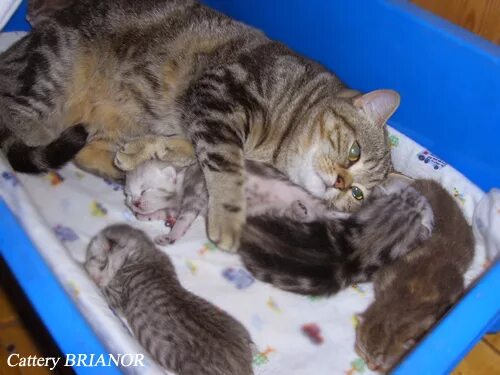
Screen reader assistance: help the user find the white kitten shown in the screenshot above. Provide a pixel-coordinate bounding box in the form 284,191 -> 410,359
124,159 -> 180,225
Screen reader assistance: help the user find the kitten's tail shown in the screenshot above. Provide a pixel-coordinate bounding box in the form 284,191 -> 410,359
0,123 -> 88,173
239,217 -> 342,296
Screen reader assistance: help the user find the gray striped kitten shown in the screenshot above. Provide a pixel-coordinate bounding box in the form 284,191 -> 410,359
124,158 -> 346,245
85,224 -> 254,375
239,177 -> 435,296
2,0 -> 398,252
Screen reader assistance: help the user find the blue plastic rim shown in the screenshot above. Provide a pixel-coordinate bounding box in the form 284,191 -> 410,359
0,200 -> 121,375
2,1 -> 500,374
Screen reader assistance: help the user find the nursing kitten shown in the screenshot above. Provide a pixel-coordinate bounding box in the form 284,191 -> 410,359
238,177 -> 434,296
85,224 -> 254,375
27,0 -> 73,27
355,180 -> 474,373
125,159 -> 346,245
1,0 -> 398,251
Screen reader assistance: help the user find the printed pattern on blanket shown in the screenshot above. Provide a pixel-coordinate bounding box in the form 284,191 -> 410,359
0,32 -> 490,375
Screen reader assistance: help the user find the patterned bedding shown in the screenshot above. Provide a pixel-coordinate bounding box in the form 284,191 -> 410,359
0,32 -> 489,375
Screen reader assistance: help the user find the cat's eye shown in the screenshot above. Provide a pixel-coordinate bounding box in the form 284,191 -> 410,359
348,141 -> 361,162
351,186 -> 364,201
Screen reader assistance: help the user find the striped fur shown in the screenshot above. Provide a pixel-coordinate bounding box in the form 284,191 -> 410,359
239,180 -> 435,296
0,122 -> 88,173
355,180 -> 474,372
85,224 -> 254,375
124,159 -> 345,245
2,0 -> 398,249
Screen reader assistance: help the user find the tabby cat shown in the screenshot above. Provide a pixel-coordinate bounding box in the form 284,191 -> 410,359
355,179 -> 474,372
85,224 -> 254,375
3,0 -> 399,250
238,176 -> 434,295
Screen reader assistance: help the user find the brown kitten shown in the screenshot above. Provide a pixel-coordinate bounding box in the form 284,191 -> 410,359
355,179 -> 474,373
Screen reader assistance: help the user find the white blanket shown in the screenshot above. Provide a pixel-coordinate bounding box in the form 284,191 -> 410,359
0,32 -> 490,375
0,0 -> 21,31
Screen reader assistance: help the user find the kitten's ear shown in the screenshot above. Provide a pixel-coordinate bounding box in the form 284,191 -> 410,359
162,166 -> 177,184
353,89 -> 400,126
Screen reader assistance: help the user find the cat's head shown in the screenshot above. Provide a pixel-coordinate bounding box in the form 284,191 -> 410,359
124,160 -> 179,215
292,89 -> 399,212
85,224 -> 152,287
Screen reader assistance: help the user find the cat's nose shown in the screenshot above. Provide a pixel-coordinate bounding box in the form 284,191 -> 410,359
333,165 -> 353,190
133,200 -> 141,208
333,174 -> 352,190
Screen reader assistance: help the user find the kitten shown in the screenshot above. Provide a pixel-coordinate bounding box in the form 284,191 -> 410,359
1,0 -> 397,251
124,159 -> 181,224
125,159 -> 346,245
238,176 -> 434,296
355,180 -> 474,373
27,0 -> 74,27
85,224 -> 254,375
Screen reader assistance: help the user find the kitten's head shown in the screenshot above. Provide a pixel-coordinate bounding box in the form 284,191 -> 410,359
354,271 -> 462,372
27,0 -> 72,26
85,224 -> 152,287
125,160 -> 179,215
293,89 -> 399,212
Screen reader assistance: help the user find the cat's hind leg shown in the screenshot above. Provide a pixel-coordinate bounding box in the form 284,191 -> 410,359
114,136 -> 195,171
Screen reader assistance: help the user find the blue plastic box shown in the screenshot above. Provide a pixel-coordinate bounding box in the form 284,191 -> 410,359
1,1 -> 499,374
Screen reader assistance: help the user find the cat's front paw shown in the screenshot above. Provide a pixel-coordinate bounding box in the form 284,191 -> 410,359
207,207 -> 245,252
155,138 -> 196,167
114,140 -> 151,171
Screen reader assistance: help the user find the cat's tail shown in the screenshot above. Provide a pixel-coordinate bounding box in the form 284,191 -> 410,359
239,217 -> 342,296
0,123 -> 88,173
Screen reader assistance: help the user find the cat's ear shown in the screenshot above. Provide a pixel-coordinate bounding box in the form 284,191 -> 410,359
162,166 -> 177,184
353,89 -> 400,126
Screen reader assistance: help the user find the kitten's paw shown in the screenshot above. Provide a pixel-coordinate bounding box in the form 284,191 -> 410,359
154,234 -> 176,246
419,199 -> 435,240
207,208 -> 245,252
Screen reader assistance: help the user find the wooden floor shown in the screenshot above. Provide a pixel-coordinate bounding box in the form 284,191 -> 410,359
0,284 -> 499,374
0,287 -> 51,375
411,0 -> 500,44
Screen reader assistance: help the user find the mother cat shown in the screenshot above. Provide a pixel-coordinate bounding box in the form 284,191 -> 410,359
0,0 -> 399,251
